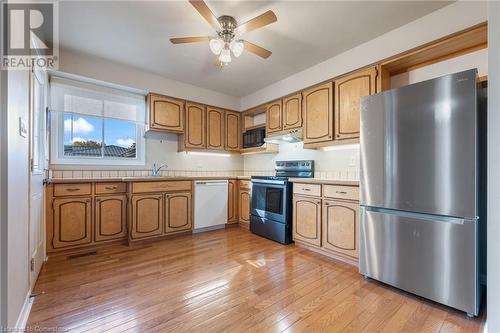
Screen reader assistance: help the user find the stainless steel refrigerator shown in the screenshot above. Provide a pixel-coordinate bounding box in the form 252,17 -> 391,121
359,69 -> 486,317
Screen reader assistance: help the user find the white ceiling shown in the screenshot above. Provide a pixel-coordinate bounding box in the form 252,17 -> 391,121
59,1 -> 451,97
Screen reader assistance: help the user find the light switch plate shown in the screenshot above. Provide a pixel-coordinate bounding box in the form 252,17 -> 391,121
19,117 -> 27,138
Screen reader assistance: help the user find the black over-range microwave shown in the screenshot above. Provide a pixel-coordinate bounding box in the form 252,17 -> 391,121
242,127 -> 265,148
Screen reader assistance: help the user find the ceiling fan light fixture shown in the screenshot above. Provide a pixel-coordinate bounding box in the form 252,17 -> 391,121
229,40 -> 244,57
209,38 -> 224,55
219,46 -> 232,63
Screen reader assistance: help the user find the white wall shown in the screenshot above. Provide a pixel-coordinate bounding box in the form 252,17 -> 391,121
487,2 -> 500,332
391,49 -> 488,89
4,70 -> 30,327
240,1 -> 487,110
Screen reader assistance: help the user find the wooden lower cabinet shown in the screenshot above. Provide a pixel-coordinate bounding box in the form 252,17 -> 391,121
95,195 -> 127,242
322,199 -> 359,259
131,194 -> 163,239
227,180 -> 238,223
164,192 -> 192,233
239,189 -> 250,224
293,196 -> 322,247
52,197 -> 92,249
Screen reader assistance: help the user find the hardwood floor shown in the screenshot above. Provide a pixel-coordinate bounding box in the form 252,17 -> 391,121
28,227 -> 485,332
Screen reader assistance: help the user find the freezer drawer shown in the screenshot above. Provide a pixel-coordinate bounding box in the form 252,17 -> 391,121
359,206 -> 479,315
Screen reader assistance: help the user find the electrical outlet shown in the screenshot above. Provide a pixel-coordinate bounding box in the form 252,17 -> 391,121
349,156 -> 357,167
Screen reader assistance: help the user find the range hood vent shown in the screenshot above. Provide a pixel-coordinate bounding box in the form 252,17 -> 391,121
264,128 -> 303,144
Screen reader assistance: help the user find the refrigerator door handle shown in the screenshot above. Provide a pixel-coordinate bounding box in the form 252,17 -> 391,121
362,206 -> 468,225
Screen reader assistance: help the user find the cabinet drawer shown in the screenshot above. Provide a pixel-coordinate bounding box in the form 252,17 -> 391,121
132,181 -> 191,193
293,183 -> 321,197
95,182 -> 126,194
54,183 -> 92,197
239,180 -> 251,190
323,185 -> 359,201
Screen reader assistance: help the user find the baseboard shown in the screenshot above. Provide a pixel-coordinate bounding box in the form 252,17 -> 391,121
192,224 -> 225,233
14,291 -> 33,330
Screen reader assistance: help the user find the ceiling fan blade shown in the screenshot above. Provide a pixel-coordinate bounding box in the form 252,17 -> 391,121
189,0 -> 221,31
243,41 -> 272,59
170,36 -> 210,44
236,10 -> 277,35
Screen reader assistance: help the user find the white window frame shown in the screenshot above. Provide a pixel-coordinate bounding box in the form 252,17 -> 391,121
49,73 -> 146,166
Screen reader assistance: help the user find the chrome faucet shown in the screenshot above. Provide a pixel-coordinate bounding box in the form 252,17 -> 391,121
151,162 -> 168,176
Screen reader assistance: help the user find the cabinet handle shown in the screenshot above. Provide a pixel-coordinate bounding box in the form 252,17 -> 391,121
66,188 -> 80,192
96,198 -> 101,202
302,188 -> 311,191
105,186 -> 118,190
336,191 -> 347,194
86,199 -> 91,203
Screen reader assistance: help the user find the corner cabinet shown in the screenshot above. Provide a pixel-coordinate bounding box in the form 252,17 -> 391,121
207,107 -> 225,150
164,192 -> 192,233
225,111 -> 241,151
148,94 -> 184,133
52,197 -> 92,249
130,194 -> 164,239
293,196 -> 321,247
183,102 -> 207,149
303,82 -> 334,145
334,67 -> 377,141
266,100 -> 282,134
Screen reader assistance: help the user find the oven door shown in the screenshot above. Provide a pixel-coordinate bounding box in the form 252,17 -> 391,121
251,180 -> 287,223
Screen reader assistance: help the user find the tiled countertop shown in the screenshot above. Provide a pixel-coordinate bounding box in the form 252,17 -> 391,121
288,178 -> 359,186
46,175 -> 251,184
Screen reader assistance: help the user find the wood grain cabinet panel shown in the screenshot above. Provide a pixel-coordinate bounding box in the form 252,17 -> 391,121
131,194 -> 163,239
207,107 -> 225,150
334,67 -> 377,140
283,93 -> 303,129
303,82 -> 334,144
148,94 -> 184,133
293,196 -> 322,247
266,100 -> 282,134
95,195 -> 127,242
239,189 -> 250,224
52,197 -> 92,249
164,192 -> 192,233
184,102 -> 206,148
322,199 -> 359,259
225,111 -> 241,151
228,180 -> 238,223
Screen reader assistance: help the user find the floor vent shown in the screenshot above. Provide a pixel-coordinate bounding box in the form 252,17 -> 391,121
68,251 -> 97,259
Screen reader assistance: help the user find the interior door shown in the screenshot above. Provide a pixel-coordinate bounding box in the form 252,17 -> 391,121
29,68 -> 47,290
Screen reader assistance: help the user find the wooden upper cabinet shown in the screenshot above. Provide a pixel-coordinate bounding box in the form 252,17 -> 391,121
322,199 -> 359,259
95,195 -> 127,242
293,196 -> 322,247
148,94 -> 184,133
225,111 -> 241,151
207,107 -> 225,150
303,82 -> 334,144
164,192 -> 192,234
266,100 -> 282,134
131,194 -> 163,239
184,102 -> 206,149
334,67 -> 377,140
52,197 -> 92,249
283,93 -> 303,130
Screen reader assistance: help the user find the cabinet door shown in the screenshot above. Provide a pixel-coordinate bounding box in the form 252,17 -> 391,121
334,67 -> 377,140
227,180 -> 238,223
207,107 -> 225,150
283,93 -> 303,129
239,189 -> 250,224
184,102 -> 206,148
266,100 -> 282,134
164,192 -> 192,233
52,197 -> 92,249
322,199 -> 359,259
95,195 -> 127,242
303,82 -> 334,144
148,94 -> 184,133
131,194 -> 163,239
293,196 -> 321,247
225,111 -> 241,151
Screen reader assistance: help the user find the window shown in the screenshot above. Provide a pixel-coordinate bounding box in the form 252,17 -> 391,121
50,76 -> 146,165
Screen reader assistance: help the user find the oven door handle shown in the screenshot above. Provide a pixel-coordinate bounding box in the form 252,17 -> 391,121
251,179 -> 286,185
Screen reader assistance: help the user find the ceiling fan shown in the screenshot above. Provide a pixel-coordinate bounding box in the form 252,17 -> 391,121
170,0 -> 277,66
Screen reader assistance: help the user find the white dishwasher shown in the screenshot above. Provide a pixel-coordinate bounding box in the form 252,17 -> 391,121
194,180 -> 228,232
